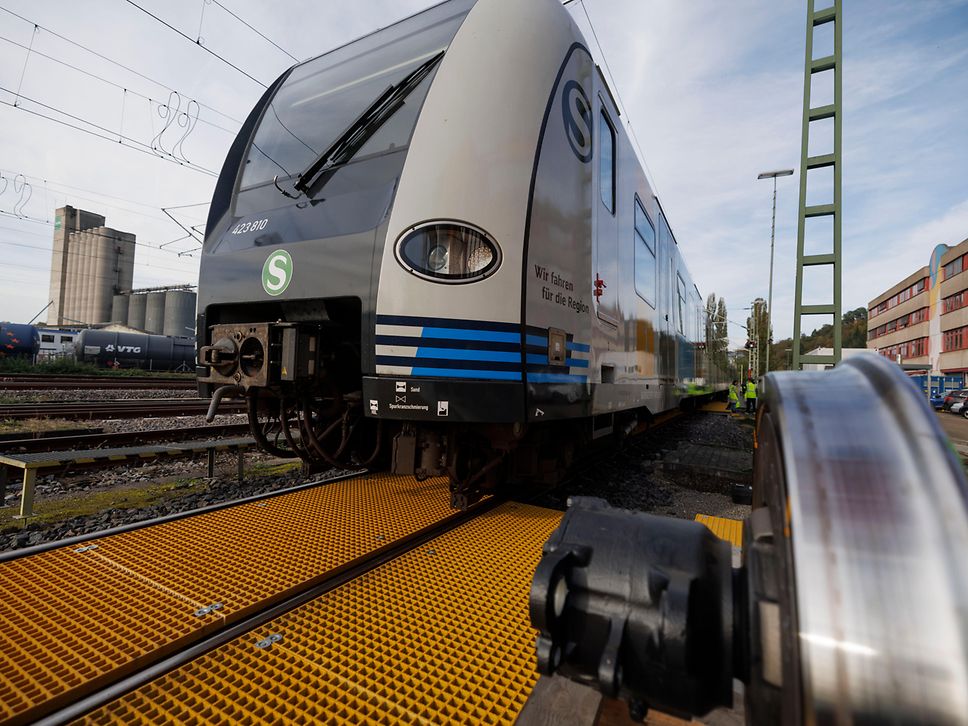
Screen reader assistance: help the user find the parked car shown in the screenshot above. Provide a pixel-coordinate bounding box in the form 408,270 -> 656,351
930,392 -> 946,409
942,390 -> 968,411
948,401 -> 968,418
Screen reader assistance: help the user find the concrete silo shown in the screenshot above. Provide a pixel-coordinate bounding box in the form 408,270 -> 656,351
163,290 -> 197,336
144,291 -> 166,334
128,293 -> 147,330
111,294 -> 129,325
44,206 -> 135,327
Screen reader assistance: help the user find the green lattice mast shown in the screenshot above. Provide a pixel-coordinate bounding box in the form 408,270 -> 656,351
792,0 -> 842,370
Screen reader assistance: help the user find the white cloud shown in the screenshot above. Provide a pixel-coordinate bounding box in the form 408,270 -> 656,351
0,0 -> 965,351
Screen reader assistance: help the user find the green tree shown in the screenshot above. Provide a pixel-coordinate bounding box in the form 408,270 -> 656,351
767,307 -> 868,371
746,298 -> 770,378
705,293 -> 730,378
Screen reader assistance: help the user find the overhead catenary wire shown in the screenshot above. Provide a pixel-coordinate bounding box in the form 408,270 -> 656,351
210,0 -> 298,62
123,0 -> 268,88
0,210 -> 204,259
0,5 -> 242,126
0,170 -> 207,220
1,172 -> 205,226
0,84 -> 220,177
0,33 -> 238,137
0,231 -> 198,280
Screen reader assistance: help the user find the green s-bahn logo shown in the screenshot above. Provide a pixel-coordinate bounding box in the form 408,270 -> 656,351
262,249 -> 293,296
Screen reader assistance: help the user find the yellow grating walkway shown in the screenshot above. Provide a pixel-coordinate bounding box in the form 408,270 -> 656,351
87,503 -> 564,725
0,473 -> 455,725
699,400 -> 730,413
695,513 -> 744,547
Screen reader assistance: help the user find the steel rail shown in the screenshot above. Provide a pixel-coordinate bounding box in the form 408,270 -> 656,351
0,469 -> 364,564
0,375 -> 196,391
0,398 -> 245,420
0,422 -> 251,454
35,494 -> 501,726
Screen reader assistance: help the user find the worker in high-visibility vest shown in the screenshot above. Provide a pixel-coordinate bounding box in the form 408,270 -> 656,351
745,378 -> 758,414
728,380 -> 740,411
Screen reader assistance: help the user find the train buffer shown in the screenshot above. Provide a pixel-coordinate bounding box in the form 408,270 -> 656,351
0,436 -> 256,521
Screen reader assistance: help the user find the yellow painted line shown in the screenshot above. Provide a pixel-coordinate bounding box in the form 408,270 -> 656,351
107,455 -> 128,461
0,473 -> 456,724
695,514 -> 743,547
88,503 -> 563,725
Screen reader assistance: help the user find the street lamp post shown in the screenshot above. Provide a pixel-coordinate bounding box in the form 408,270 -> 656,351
757,169 -> 794,375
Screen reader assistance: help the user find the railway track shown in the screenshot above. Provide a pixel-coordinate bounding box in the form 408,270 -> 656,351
0,423 -> 251,454
0,472 -> 518,724
0,374 -> 196,391
0,398 -> 245,421
0,405 -> 734,724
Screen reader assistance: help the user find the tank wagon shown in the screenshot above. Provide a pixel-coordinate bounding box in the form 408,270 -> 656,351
75,329 -> 195,371
197,0 -> 726,506
0,322 -> 40,360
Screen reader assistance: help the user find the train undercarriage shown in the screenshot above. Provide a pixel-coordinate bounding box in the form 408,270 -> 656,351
198,317 -> 583,508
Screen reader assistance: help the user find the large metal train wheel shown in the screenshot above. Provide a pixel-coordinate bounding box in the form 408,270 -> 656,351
753,354 -> 968,723
528,355 -> 968,724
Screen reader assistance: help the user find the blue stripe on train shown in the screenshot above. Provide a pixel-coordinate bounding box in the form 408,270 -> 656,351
422,328 -> 520,344
410,367 -> 522,381
526,372 -> 589,383
376,314 -> 519,332
416,347 -> 520,363
376,335 -> 520,352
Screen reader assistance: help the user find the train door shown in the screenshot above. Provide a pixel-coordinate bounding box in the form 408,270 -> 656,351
655,213 -> 673,381
593,101 -> 620,373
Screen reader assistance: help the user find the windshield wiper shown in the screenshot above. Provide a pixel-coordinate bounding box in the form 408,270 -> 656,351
288,50 -> 445,198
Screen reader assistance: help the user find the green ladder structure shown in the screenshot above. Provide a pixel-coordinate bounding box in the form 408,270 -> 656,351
792,0 -> 842,370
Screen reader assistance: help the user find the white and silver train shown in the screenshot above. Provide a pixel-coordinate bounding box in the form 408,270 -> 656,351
197,0 -> 727,506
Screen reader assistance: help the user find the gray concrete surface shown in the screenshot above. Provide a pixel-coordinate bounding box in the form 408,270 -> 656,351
936,410 -> 968,455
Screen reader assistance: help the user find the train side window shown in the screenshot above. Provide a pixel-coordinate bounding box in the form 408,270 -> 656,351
633,197 -> 656,307
676,275 -> 686,335
599,109 -> 615,214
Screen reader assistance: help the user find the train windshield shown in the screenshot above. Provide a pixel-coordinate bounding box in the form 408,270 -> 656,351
239,0 -> 474,192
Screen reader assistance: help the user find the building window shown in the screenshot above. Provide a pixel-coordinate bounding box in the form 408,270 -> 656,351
633,197 -> 656,307
869,277 -> 929,318
943,290 -> 968,314
40,334 -> 54,342
599,109 -> 615,214
60,336 -> 73,342
869,307 -> 929,340
881,336 -> 929,359
944,326 -> 968,352
944,255 -> 965,280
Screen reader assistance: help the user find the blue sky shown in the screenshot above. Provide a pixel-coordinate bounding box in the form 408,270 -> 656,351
0,0 -> 965,346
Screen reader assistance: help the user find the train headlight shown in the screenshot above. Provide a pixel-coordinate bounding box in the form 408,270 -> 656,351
395,222 -> 501,283
427,244 -> 449,272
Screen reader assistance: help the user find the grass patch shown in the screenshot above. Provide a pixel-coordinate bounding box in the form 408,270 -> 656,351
0,477 -> 210,531
248,460 -> 301,477
0,418 -> 87,434
0,358 -> 193,378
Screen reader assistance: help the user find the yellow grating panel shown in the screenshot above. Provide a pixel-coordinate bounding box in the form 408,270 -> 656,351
0,473 -> 455,724
88,503 -> 564,725
695,513 -> 744,547
699,400 -> 730,413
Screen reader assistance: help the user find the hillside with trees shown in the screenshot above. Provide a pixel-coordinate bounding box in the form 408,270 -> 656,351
768,307 -> 868,371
